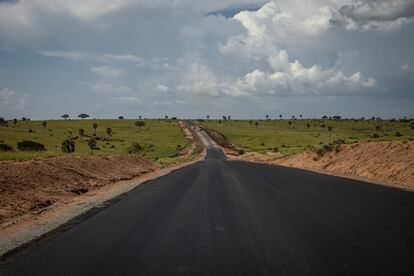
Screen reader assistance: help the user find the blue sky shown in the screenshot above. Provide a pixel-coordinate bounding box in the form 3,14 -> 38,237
0,0 -> 413,119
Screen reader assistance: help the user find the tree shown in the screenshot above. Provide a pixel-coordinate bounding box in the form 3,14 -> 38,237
78,128 -> 85,142
61,114 -> 70,120
228,116 -> 231,120
327,126 -> 333,133
118,116 -> 124,119
13,118 -> 18,125
134,120 -> 145,130
42,121 -> 47,133
106,127 -> 112,137
266,114 -> 269,120
92,122 -> 98,134
139,115 -> 142,120
222,116 -> 227,121
255,121 -> 259,128
249,120 -> 253,126
299,114 -> 303,119
206,115 -> 210,119
61,139 -> 75,153
78,113 -> 90,119
279,114 -> 282,119
306,123 -> 311,128
165,115 -> 168,119
88,139 -> 97,154
288,121 -> 292,126
292,115 -> 296,119
0,118 -> 8,126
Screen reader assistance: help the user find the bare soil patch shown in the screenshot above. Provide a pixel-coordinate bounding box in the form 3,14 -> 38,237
231,140 -> 414,191
0,155 -> 158,223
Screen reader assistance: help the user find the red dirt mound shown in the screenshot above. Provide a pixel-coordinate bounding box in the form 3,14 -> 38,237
0,155 -> 158,222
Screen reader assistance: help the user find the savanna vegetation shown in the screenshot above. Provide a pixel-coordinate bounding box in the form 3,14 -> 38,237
200,118 -> 414,155
0,118 -> 189,162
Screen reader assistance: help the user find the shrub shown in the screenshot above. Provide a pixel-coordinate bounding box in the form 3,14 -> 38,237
316,139 -> 345,156
61,139 -> 75,153
128,142 -> 143,154
88,139 -> 98,154
395,131 -> 402,137
371,133 -> 380,138
17,141 -> 46,151
0,117 -> 8,126
272,147 -> 279,152
0,143 -> 14,152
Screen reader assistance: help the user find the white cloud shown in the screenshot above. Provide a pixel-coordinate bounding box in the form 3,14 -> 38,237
155,84 -> 169,93
0,88 -> 29,110
178,61 -> 219,97
218,3 -> 377,96
92,83 -> 130,94
91,65 -> 123,78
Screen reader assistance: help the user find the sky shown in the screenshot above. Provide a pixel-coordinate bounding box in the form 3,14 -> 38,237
0,0 -> 413,119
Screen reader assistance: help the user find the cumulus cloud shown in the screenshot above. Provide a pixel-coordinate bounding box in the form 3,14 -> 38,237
219,2 -> 377,96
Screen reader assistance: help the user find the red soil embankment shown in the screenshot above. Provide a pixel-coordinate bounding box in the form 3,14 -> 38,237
0,155 -> 158,222
233,140 -> 414,190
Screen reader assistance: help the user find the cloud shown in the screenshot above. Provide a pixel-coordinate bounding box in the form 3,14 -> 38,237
0,0 -> 413,118
92,83 -> 130,94
0,88 -> 29,111
155,84 -> 169,93
91,65 -> 123,78
178,61 -> 219,97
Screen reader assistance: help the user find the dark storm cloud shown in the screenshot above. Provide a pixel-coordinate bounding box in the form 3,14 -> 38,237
339,0 -> 414,21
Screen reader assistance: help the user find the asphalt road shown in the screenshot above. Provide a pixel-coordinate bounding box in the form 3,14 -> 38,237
1,133 -> 414,275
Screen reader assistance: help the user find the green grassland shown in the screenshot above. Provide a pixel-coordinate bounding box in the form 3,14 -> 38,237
201,119 -> 414,155
0,119 -> 189,162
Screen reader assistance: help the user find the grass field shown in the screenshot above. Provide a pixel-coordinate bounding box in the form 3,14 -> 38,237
201,119 -> 414,155
0,119 -> 189,162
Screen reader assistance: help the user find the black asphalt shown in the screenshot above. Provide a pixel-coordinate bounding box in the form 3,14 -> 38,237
1,148 -> 414,275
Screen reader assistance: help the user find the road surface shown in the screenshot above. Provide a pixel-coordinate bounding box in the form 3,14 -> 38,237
1,128 -> 414,275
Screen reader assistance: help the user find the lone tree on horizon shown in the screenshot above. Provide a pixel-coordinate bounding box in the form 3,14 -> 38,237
42,121 -> 47,133
61,114 -> 70,120
135,120 -> 145,130
78,113 -> 90,119
266,114 -> 269,120
279,114 -> 282,119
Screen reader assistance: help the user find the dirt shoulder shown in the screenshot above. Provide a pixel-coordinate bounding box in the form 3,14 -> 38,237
0,155 -> 158,223
230,140 -> 414,191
